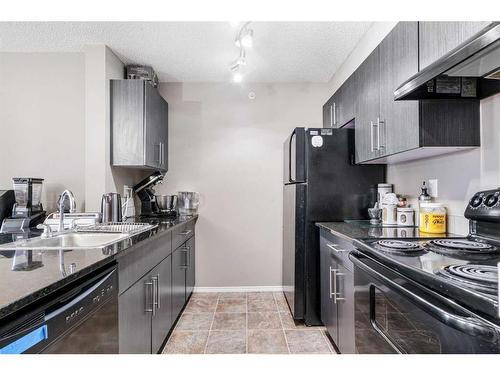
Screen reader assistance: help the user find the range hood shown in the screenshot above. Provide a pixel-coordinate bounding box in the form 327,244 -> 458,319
395,22 -> 500,100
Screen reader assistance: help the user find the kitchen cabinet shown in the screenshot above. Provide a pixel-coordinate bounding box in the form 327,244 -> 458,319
151,255 -> 173,354
185,236 -> 195,298
172,246 -> 187,320
118,271 -> 154,354
354,22 -> 480,164
419,22 -> 491,70
111,80 -> 168,172
319,230 -> 355,354
119,254 -> 173,354
354,47 -> 381,163
322,74 -> 356,128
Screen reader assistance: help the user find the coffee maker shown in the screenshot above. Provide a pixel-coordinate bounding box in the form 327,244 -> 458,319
0,178 -> 46,233
133,171 -> 164,216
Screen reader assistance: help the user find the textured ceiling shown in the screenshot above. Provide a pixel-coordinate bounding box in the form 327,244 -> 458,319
0,22 -> 372,82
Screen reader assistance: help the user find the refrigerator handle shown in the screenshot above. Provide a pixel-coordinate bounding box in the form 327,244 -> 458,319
288,129 -> 296,183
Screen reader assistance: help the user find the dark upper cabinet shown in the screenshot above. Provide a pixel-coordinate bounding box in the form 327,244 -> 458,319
111,80 -> 168,172
419,22 -> 492,70
323,74 -> 356,129
354,22 -> 480,164
379,22 -> 420,156
354,47 -> 381,163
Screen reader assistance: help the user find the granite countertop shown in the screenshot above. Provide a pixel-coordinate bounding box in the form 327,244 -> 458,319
316,220 -> 459,242
0,215 -> 198,321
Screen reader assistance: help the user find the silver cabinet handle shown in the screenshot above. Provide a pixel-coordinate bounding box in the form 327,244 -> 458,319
159,143 -> 163,165
326,243 -> 347,253
376,117 -> 385,151
145,280 -> 154,314
334,271 -> 345,303
152,276 -> 158,316
370,121 -> 374,152
329,266 -> 334,300
153,274 -> 160,310
333,102 -> 336,127
178,230 -> 192,236
329,104 -> 333,127
180,246 -> 190,267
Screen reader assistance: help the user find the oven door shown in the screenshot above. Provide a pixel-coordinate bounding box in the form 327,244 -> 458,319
350,252 -> 500,354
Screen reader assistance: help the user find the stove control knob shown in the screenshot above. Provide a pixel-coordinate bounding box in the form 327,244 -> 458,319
470,195 -> 483,208
485,194 -> 498,208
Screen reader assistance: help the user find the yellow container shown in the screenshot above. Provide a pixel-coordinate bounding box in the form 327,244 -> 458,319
419,203 -> 446,234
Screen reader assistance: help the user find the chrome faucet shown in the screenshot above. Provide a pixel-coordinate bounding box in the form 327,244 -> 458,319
58,190 -> 76,232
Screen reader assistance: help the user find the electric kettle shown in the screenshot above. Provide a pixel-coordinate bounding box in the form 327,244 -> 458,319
101,193 -> 122,223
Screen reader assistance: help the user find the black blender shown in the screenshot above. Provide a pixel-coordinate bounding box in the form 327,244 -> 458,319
133,171 -> 165,216
0,178 -> 46,233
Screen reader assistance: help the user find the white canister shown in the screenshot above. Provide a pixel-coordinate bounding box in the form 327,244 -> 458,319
397,207 -> 415,227
377,183 -> 393,203
381,203 -> 397,225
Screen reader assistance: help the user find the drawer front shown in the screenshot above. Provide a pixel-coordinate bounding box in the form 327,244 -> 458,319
320,229 -> 354,272
172,220 -> 195,250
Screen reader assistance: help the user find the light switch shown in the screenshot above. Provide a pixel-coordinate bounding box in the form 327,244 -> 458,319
428,179 -> 438,198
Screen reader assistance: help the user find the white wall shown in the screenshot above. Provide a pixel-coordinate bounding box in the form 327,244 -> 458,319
0,52 -> 86,212
325,22 -> 500,235
157,82 -> 327,288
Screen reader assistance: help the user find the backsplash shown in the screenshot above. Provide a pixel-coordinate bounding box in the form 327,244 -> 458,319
387,93 -> 500,236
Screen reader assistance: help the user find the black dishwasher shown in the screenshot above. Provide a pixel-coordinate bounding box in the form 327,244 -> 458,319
0,264 -> 118,354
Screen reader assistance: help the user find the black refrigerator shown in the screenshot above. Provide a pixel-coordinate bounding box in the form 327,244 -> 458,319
282,127 -> 385,325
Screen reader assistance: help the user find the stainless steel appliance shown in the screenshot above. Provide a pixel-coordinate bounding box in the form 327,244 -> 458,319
395,22 -> 500,100
282,127 -> 385,325
0,178 -> 46,233
350,188 -> 500,353
0,265 -> 118,354
133,171 -> 165,217
101,193 -> 122,223
155,195 -> 178,217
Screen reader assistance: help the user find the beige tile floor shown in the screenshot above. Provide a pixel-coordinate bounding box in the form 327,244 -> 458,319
163,292 -> 336,354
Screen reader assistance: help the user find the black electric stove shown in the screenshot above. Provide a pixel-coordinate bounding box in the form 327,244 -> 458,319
350,188 -> 500,353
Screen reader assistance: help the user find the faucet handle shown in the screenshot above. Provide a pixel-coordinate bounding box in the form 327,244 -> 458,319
36,224 -> 53,238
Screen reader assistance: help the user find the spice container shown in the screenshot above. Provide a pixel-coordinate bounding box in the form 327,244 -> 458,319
397,207 -> 414,227
377,183 -> 393,203
419,203 -> 447,234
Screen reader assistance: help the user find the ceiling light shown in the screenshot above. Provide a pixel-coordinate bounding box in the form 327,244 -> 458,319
240,30 -> 253,48
235,23 -> 253,49
233,72 -> 243,83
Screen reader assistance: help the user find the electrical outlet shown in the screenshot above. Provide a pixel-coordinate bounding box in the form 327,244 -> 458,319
428,179 -> 438,198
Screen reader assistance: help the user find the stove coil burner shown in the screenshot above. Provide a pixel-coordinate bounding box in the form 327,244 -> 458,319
437,264 -> 498,295
374,240 -> 424,254
427,239 -> 499,255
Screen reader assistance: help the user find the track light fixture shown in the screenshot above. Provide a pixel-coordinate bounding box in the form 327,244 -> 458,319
229,22 -> 254,83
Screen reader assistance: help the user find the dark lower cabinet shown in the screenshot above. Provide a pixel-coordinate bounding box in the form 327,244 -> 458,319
172,247 -> 187,320
319,229 -> 355,354
185,236 -> 195,298
119,271 -> 154,354
151,255 -> 173,353
118,219 -> 197,354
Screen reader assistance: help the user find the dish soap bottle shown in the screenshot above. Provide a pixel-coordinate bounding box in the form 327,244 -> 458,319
418,181 -> 432,227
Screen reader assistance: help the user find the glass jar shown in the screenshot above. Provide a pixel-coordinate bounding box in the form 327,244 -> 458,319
419,203 -> 446,234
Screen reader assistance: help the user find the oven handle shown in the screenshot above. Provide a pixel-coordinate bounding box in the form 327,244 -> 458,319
349,253 -> 500,343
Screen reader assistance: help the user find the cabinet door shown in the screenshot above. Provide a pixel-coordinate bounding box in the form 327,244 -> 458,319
158,99 -> 169,171
185,236 -> 195,299
319,236 -> 338,344
336,263 -> 355,354
151,255 -> 173,353
119,272 -> 153,354
419,22 -> 491,69
144,83 -> 164,169
336,75 -> 356,128
355,47 -> 381,163
322,96 -> 333,128
172,247 -> 187,320
379,22 -> 420,156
